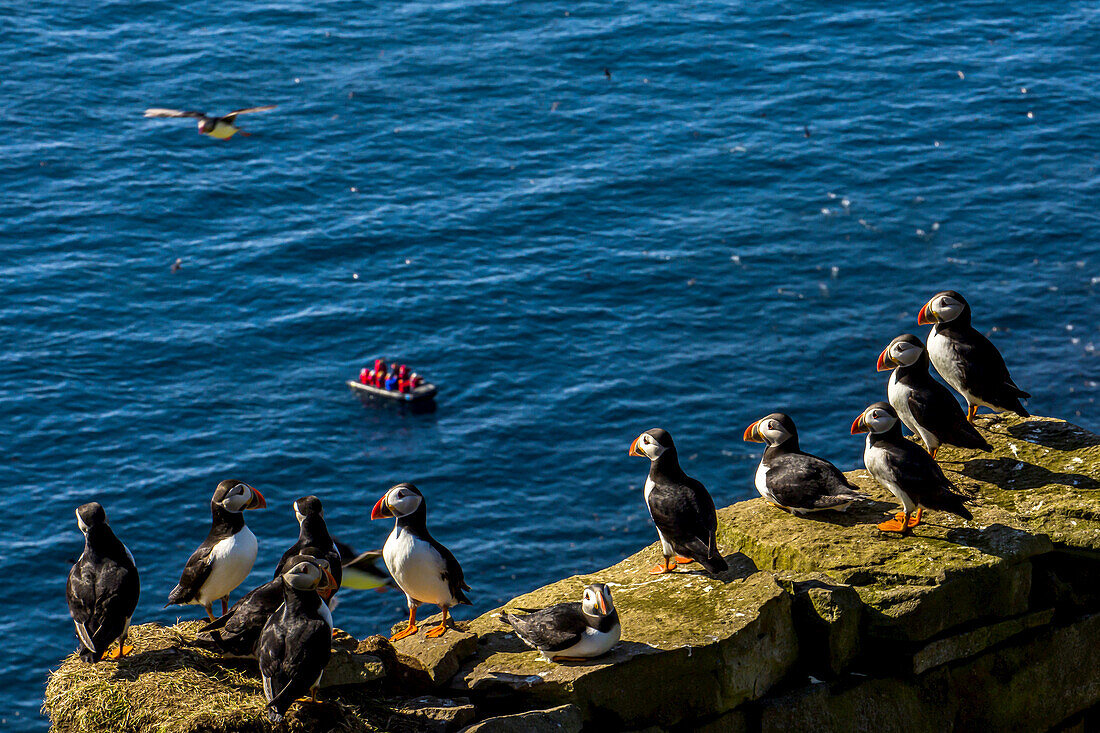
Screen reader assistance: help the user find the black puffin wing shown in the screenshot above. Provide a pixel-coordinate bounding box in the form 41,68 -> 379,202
268,620 -> 330,709
66,560 -> 96,644
882,442 -> 953,495
223,105 -> 276,123
143,108 -> 204,118
648,479 -> 716,548
504,602 -> 586,651
168,544 -> 214,604
767,455 -> 859,507
257,611 -> 288,691
951,332 -> 1018,399
907,384 -> 966,435
432,540 -> 471,603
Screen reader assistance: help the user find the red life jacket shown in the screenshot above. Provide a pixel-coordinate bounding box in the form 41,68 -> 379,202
359,368 -> 368,384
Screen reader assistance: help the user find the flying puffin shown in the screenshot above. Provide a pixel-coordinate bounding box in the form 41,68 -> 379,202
66,502 -> 140,662
199,554 -> 335,658
877,333 -> 993,458
333,540 -> 392,592
501,583 -> 620,663
917,290 -> 1030,422
370,483 -> 471,640
166,480 -> 266,620
743,413 -> 866,513
258,560 -> 334,723
143,105 -> 276,140
273,496 -> 342,594
851,402 -> 973,533
629,428 -> 728,575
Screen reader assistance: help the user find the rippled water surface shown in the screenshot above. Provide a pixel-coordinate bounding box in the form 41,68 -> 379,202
3,1 -> 1099,727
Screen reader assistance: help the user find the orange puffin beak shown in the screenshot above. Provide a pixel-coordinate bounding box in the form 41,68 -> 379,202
320,567 -> 338,599
851,414 -> 868,434
597,594 -> 609,615
628,437 -> 643,456
246,487 -> 266,510
917,301 -> 936,325
876,347 -> 894,372
370,495 -> 392,520
743,420 -> 762,442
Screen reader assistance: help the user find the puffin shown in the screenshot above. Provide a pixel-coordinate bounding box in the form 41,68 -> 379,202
877,333 -> 993,458
917,290 -> 1030,421
333,539 -> 392,592
501,583 -> 620,663
199,555 -> 336,658
743,413 -> 866,513
629,428 -> 728,575
258,560 -> 334,723
66,502 -> 140,662
370,483 -> 471,640
143,105 -> 276,140
273,496 -> 342,594
166,480 -> 266,620
851,402 -> 973,533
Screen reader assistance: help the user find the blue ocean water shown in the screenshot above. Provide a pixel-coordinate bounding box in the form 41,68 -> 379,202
2,1 -> 1099,728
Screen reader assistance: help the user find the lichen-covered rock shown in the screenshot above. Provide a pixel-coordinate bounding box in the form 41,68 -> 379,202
319,649 -> 386,688
452,555 -> 797,729
389,614 -> 479,688
460,704 -> 582,733
380,695 -> 477,732
774,573 -> 862,677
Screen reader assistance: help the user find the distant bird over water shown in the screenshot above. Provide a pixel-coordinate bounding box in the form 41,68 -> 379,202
144,106 -> 276,140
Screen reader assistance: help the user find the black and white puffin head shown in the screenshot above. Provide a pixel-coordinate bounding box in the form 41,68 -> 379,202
294,495 -> 323,525
628,428 -> 674,460
581,583 -> 615,619
281,559 -> 335,593
877,334 -> 925,371
743,413 -> 797,447
76,502 -> 107,534
917,290 -> 969,326
851,402 -> 900,435
212,480 -> 266,513
370,483 -> 424,520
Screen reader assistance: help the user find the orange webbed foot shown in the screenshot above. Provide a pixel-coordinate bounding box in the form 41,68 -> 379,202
673,556 -> 695,565
389,623 -> 418,642
648,560 -> 676,574
907,508 -> 924,528
877,518 -> 909,533
105,644 -> 133,660
425,624 -> 448,638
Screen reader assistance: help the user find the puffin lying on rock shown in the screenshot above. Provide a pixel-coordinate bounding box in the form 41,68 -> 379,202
501,583 -> 620,662
877,333 -> 992,458
371,483 -> 471,640
852,402 -> 973,534
918,290 -> 1030,422
743,412 -> 866,514
629,428 -> 727,575
66,502 -> 140,662
166,480 -> 266,620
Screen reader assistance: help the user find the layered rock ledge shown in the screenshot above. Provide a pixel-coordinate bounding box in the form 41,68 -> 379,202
43,414 -> 1100,732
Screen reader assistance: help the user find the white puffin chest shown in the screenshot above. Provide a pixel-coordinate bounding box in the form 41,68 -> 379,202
888,372 -> 918,434
864,439 -> 916,512
544,621 -> 622,661
383,526 -> 451,607
754,461 -> 778,504
927,329 -> 969,397
199,526 -> 258,603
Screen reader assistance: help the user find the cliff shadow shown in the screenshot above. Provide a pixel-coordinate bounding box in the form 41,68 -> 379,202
1005,420 -> 1100,450
793,499 -> 903,528
958,457 -> 1099,492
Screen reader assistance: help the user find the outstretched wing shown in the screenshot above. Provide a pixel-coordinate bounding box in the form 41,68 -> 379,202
144,108 -> 204,118
223,105 -> 276,123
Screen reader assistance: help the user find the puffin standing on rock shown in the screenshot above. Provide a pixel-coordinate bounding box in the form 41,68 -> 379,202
273,496 -> 342,596
851,402 -> 973,533
198,554 -> 336,658
501,583 -> 621,662
918,290 -> 1030,421
877,333 -> 992,458
66,502 -> 140,662
258,559 -> 335,724
743,413 -> 866,513
166,480 -> 266,621
371,483 -> 471,640
629,428 -> 727,575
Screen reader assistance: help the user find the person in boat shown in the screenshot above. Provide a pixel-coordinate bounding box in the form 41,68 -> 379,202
409,373 -> 423,390
360,367 -> 370,385
384,370 -> 399,391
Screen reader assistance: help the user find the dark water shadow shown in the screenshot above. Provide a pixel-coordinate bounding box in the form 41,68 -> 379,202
1005,421 -> 1100,450
959,457 -> 1099,492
